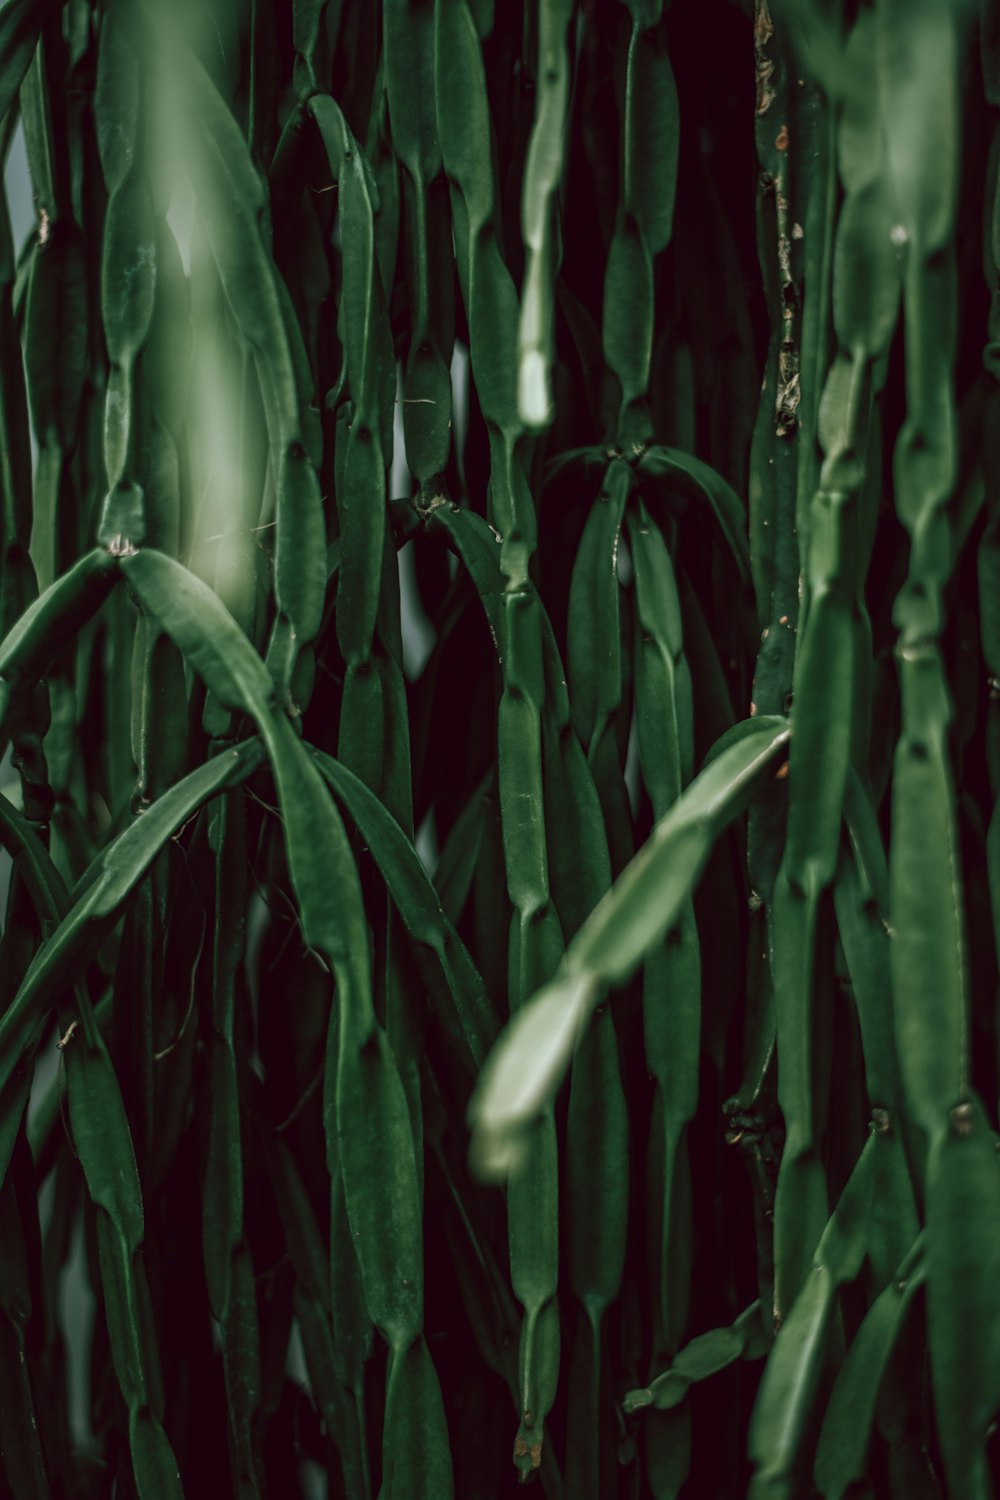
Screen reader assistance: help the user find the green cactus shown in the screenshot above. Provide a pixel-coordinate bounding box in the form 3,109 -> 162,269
0,1 -> 997,1495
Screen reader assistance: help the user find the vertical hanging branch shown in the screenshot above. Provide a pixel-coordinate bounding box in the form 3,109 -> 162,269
263,720 -> 452,1500
311,92 -> 422,1233
18,16 -> 87,833
434,0 -> 558,1009
748,0 -> 807,708
740,0 -> 817,1330
316,63 -> 450,1500
786,9 -> 836,607
0,31 -> 53,1479
770,6 -> 903,1321
517,0 -> 573,430
94,15 -> 154,555
981,0 -> 1000,1015
374,1 -> 434,835
558,458 -> 632,1499
566,0 -> 680,892
0,124 -> 34,645
880,0 -> 964,1168
878,4 -> 1000,1495
385,0 -> 454,504
32,30 -> 192,1469
602,0 -> 677,451
0,51 -> 71,1421
551,674 -> 629,1500
627,498 -> 701,1500
310,97 -> 400,804
22,8 -> 82,593
566,458 -> 633,874
203,792 -> 266,1499
95,10 -> 163,1192
435,0 -> 564,1479
598,8 -> 692,1492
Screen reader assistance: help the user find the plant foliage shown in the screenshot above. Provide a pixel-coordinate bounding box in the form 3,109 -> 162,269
0,0 -> 997,1496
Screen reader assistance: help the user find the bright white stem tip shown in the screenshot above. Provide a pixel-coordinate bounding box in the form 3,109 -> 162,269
518,348 -> 551,430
